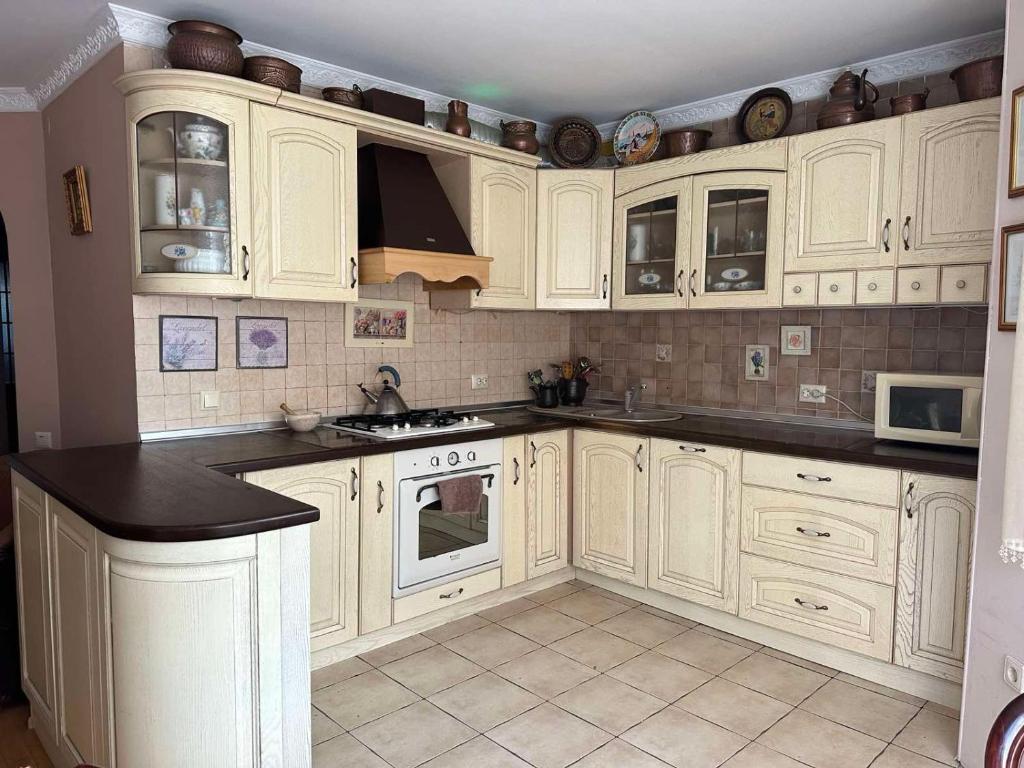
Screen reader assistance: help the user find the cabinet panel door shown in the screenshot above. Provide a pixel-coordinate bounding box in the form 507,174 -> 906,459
246,459 -> 360,649
502,436 -> 528,587
785,120 -> 902,272
648,440 -> 740,611
251,104 -> 358,301
359,453 -> 394,634
573,430 -> 648,586
895,473 -> 975,682
899,99 -> 1000,265
536,169 -> 613,309
11,474 -> 56,734
527,430 -> 569,578
470,157 -> 536,309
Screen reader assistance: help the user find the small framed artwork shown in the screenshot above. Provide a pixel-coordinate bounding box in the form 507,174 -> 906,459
237,317 -> 288,368
159,315 -> 217,372
345,299 -> 414,348
62,165 -> 93,235
999,223 -> 1024,331
745,344 -> 770,381
780,325 -> 812,356
1011,86 -> 1024,197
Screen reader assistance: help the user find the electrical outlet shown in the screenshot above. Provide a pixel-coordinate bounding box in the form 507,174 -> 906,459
34,431 -> 52,449
799,384 -> 827,404
1005,655 -> 1024,692
470,374 -> 488,390
861,371 -> 878,394
201,390 -> 220,409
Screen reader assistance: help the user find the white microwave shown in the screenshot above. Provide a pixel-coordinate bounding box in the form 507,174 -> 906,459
874,373 -> 982,448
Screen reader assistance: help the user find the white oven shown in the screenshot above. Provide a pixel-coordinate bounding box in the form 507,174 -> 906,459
393,438 -> 502,597
874,373 -> 983,448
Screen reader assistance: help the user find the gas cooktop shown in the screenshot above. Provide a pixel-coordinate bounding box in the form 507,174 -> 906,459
324,408 -> 494,440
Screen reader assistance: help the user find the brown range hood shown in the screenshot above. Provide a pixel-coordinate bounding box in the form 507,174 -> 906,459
357,144 -> 491,290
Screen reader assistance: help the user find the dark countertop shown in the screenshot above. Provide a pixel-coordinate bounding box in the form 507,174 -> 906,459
8,406 -> 977,544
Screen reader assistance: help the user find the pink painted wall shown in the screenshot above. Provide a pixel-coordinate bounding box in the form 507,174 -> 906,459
0,112 -> 61,453
42,45 -> 138,448
959,6 -> 1024,764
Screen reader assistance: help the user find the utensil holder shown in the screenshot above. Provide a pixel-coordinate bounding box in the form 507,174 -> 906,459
559,379 -> 589,406
532,384 -> 560,408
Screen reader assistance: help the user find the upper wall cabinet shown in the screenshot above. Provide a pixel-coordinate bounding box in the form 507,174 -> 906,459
536,169 -> 614,309
899,99 -> 1000,265
785,119 -> 902,272
250,104 -> 359,302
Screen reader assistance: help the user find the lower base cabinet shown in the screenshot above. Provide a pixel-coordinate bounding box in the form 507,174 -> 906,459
526,430 -> 570,578
502,436 -> 528,587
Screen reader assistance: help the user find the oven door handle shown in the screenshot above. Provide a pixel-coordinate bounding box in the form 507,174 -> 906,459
415,473 -> 496,503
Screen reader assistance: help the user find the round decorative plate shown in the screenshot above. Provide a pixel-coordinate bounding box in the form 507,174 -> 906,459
549,116 -> 602,168
161,243 -> 198,260
613,110 -> 661,165
722,267 -> 749,281
737,87 -> 793,143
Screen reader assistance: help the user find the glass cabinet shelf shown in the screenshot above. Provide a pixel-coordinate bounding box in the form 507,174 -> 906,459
703,188 -> 769,293
624,195 -> 678,296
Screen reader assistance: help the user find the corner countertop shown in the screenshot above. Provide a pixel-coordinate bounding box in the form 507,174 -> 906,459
7,406 -> 977,544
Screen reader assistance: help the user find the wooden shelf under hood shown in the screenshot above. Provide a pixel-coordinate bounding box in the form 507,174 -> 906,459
358,247 -> 493,290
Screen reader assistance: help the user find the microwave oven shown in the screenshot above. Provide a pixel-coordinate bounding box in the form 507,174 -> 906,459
874,373 -> 982,448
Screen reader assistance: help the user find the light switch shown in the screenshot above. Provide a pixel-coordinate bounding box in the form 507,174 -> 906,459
34,431 -> 52,449
201,390 -> 220,409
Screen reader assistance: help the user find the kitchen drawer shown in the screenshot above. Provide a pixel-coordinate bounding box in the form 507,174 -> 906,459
856,269 -> 895,305
940,264 -> 987,304
741,486 -> 898,585
739,554 -> 894,661
783,274 -> 816,306
817,272 -> 856,306
741,452 -> 900,507
897,266 -> 939,304
393,568 -> 501,624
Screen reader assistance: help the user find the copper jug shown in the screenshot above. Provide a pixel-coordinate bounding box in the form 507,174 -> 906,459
817,69 -> 880,129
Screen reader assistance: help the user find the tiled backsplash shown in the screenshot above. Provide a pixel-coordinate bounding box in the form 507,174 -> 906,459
133,275 -> 571,433
570,306 -> 987,423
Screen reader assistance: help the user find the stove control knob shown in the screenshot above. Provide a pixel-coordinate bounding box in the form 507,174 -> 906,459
429,456 -> 440,467
447,451 -> 460,466
403,422 -> 411,430
461,416 -> 470,423
471,415 -> 480,422
466,450 -> 477,462
390,424 -> 400,431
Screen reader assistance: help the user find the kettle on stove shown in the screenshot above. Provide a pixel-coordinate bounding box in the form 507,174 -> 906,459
357,365 -> 410,416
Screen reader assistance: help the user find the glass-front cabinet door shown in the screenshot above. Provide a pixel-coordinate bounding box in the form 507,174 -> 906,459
688,170 -> 785,309
127,90 -> 252,296
612,177 -> 690,309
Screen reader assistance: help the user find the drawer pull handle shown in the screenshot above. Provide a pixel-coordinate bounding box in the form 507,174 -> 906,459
513,456 -> 521,485
904,481 -> 915,519
376,481 -> 385,514
796,526 -> 831,538
867,282 -> 878,291
680,445 -> 706,453
829,283 -> 839,293
793,285 -> 802,294
794,597 -> 828,611
956,279 -> 967,289
882,217 -> 891,252
911,280 -> 921,291
440,587 -> 464,600
796,473 -> 832,482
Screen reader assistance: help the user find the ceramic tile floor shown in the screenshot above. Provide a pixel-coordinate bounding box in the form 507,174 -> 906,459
310,581 -> 961,768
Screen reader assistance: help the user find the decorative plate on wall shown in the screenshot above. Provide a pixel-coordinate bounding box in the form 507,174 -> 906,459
613,111 -> 661,165
737,88 -> 793,143
549,116 -> 602,168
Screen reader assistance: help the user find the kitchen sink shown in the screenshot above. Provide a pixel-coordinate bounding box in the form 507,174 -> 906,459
530,406 -> 682,423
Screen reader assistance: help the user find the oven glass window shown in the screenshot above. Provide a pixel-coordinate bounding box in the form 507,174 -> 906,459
889,386 -> 963,432
419,496 -> 489,560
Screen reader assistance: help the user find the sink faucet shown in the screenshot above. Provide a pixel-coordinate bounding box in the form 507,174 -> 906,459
624,383 -> 647,413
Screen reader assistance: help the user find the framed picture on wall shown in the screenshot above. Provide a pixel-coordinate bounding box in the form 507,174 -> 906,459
159,315 -> 217,372
780,325 -> 812,356
999,223 -> 1024,331
1011,86 -> 1024,197
62,165 -> 93,235
345,299 -> 414,348
237,317 -> 288,368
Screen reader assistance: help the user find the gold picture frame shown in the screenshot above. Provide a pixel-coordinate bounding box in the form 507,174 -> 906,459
999,223 -> 1024,331
1011,85 -> 1024,198
345,299 -> 414,348
62,165 -> 93,235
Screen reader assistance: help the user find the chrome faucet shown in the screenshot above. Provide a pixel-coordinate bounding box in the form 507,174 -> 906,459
624,382 -> 647,413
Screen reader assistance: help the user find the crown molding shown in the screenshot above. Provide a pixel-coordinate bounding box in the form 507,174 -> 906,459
595,28 -> 1005,137
0,88 -> 37,112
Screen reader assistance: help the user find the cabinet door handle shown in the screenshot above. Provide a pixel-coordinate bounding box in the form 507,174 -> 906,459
689,269 -> 697,297
636,444 -> 644,472
376,480 -> 384,513
796,526 -> 831,538
679,445 -> 706,453
675,269 -> 684,297
439,587 -> 464,600
350,257 -> 358,289
902,216 -> 911,251
242,245 -> 250,280
882,217 -> 891,252
796,473 -> 832,482
513,456 -> 521,486
602,274 -> 608,299
794,597 -> 828,611
904,481 -> 915,519
530,441 -> 537,468
350,467 -> 359,501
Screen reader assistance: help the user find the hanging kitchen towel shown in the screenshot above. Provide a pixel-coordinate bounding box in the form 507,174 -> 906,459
437,475 -> 484,517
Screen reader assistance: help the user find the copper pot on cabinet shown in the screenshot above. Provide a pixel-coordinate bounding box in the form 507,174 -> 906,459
500,120 -> 540,154
817,69 -> 880,129
663,128 -> 712,157
890,88 -> 929,116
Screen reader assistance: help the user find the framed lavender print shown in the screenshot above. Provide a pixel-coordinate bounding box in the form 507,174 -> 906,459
237,317 -> 288,368
345,299 -> 414,348
159,315 -> 217,372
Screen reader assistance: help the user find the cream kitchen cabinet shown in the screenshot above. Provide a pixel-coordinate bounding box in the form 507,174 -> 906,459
647,439 -> 741,612
246,459 -> 360,650
536,169 -> 614,309
358,453 -> 394,635
895,473 -> 976,682
526,430 -> 570,578
898,99 -> 1000,265
573,429 -> 649,587
785,119 -> 902,272
502,435 -> 528,587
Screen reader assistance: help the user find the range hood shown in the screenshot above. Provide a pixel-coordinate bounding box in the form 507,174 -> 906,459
357,144 -> 491,290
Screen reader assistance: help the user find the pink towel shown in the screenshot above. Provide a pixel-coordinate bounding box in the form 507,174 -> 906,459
437,475 -> 483,517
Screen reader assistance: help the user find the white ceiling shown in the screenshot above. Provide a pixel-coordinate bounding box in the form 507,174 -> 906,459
1,0 -> 1007,121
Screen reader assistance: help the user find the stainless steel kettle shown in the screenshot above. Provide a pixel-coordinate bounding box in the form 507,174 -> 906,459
357,365 -> 410,416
